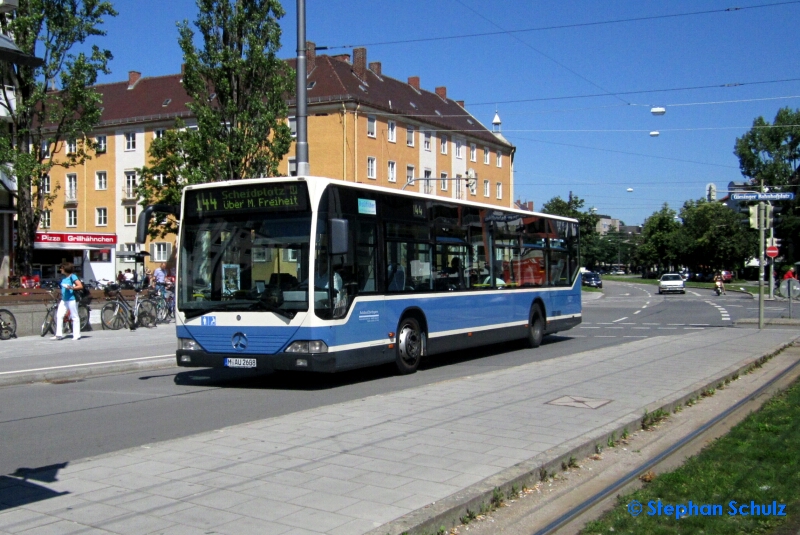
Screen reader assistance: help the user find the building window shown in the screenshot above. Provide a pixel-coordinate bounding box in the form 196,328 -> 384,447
125,132 -> 136,151
496,150 -> 502,167
124,171 -> 136,199
367,156 -> 376,179
406,165 -> 415,185
484,147 -> 490,165
153,242 -> 170,262
288,116 -> 297,138
66,138 -> 77,154
387,120 -> 396,143
422,169 -> 433,194
155,173 -> 166,186
125,206 -> 136,225
455,140 -> 463,159
154,128 -> 166,139
423,131 -> 431,151
41,175 -> 50,194
96,171 -> 107,190
470,143 -> 477,162
40,141 -> 50,159
66,174 -> 77,201
288,158 -> 297,176
40,210 -> 50,229
387,161 -> 396,183
496,182 -> 502,199
95,135 -> 106,153
440,172 -> 448,191
406,125 -> 414,147
66,209 -> 77,227
367,115 -> 376,138
484,179 -> 490,197
96,207 -> 107,226
440,135 -> 448,154
455,174 -> 463,198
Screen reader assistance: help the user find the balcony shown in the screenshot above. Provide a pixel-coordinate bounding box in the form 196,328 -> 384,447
121,186 -> 137,204
64,189 -> 77,206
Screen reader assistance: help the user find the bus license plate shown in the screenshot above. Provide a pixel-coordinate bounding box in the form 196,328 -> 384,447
225,358 -> 257,368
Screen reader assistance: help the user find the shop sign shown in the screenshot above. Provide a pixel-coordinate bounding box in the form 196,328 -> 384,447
35,232 -> 117,245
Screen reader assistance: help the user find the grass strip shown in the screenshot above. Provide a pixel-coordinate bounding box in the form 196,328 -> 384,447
580,376 -> 800,534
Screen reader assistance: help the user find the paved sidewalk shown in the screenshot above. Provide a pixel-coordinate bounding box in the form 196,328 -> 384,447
0,328 -> 797,535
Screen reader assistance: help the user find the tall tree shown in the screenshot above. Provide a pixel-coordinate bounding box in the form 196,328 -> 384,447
541,194 -> 601,266
678,199 -> 757,272
636,204 -> 680,274
138,0 -> 294,237
0,0 -> 116,276
734,107 -> 800,263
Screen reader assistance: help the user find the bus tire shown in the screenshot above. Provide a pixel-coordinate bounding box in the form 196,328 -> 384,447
396,316 -> 423,375
527,306 -> 545,348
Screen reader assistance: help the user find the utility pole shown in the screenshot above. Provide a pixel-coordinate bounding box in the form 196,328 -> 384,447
295,0 -> 310,176
758,201 -> 765,329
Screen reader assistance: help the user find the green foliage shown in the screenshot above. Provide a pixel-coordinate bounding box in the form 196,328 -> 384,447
138,0 -> 294,237
636,203 -> 680,273
734,107 -> 800,264
678,199 -> 757,272
541,194 -> 602,267
0,0 -> 116,275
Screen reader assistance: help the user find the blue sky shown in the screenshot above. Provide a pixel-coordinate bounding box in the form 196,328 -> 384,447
85,0 -> 800,225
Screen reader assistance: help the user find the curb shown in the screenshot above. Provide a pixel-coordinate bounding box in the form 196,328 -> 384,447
736,317 -> 800,326
368,339 -> 798,535
0,356 -> 176,387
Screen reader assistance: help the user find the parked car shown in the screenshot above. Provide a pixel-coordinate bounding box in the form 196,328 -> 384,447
659,273 -> 686,294
611,269 -> 626,275
582,272 -> 603,289
720,270 -> 733,283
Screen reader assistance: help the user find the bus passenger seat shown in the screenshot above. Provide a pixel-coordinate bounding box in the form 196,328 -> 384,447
388,265 -> 405,292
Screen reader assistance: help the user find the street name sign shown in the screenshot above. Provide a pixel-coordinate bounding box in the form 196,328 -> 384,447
766,246 -> 779,258
730,192 -> 795,201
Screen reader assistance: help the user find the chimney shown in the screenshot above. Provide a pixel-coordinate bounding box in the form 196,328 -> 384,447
408,76 -> 420,90
435,86 -> 447,99
353,47 -> 366,79
369,62 -> 381,76
456,100 -> 465,108
332,53 -> 350,63
306,41 -> 316,74
181,63 -> 186,75
127,71 -> 141,90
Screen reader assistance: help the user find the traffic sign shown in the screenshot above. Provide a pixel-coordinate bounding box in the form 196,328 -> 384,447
731,192 -> 795,201
766,246 -> 779,258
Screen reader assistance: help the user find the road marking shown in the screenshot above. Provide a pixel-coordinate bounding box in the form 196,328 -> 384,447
612,317 -> 629,323
690,291 -> 702,296
667,323 -> 686,326
684,327 -> 705,330
620,322 -> 636,325
579,326 -> 600,329
633,310 -> 641,314
596,335 -> 617,338
632,327 -> 651,330
623,336 -> 649,338
658,327 -> 678,330
643,323 -> 660,325
690,324 -> 710,326
0,354 -> 175,376
596,322 -> 614,325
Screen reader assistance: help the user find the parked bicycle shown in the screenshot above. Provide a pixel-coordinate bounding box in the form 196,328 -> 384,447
100,284 -> 157,330
0,309 -> 17,340
150,284 -> 175,324
40,289 -> 90,337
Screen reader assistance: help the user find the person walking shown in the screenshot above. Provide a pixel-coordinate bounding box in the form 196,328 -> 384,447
52,262 -> 83,341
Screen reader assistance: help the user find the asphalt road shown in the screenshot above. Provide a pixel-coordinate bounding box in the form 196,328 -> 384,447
0,281 -> 788,476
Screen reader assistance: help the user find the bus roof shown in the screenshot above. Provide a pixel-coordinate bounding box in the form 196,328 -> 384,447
183,176 -> 580,224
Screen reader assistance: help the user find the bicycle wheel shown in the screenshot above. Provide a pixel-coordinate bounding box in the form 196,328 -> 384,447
137,299 -> 157,328
77,304 -> 90,331
0,309 -> 16,340
41,308 -> 56,337
154,297 -> 167,323
101,302 -> 128,330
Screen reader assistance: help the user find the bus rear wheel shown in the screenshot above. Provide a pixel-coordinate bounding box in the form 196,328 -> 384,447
396,317 -> 423,374
527,307 -> 545,348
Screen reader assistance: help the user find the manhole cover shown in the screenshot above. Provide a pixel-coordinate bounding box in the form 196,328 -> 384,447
547,395 -> 612,409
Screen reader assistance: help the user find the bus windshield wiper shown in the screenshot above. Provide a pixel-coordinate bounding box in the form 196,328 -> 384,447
183,307 -> 211,320
248,299 -> 295,319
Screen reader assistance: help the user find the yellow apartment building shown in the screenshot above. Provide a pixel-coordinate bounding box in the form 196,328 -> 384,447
31,46 -> 515,283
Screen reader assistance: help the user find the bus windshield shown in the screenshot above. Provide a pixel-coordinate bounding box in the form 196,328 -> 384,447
178,183 -> 311,319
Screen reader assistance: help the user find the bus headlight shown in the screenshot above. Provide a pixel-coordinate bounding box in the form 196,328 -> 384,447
178,338 -> 200,351
285,340 -> 328,354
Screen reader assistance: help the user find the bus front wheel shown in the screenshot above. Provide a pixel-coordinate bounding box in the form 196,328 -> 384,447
396,317 -> 423,374
527,307 -> 545,348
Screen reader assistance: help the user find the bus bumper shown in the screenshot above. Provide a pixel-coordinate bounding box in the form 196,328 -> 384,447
176,349 -> 345,373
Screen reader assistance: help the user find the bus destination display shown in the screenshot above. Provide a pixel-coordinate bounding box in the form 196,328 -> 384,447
185,183 -> 309,217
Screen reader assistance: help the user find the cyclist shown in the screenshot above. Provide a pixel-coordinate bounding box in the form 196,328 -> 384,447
52,262 -> 83,341
154,263 -> 169,296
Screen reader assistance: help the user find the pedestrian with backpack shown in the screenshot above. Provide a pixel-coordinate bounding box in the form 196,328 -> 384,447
52,262 -> 83,341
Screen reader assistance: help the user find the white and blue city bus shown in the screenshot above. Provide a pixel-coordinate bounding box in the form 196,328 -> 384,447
139,177 -> 581,374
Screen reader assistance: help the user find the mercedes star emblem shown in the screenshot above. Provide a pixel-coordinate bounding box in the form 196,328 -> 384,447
231,332 -> 248,351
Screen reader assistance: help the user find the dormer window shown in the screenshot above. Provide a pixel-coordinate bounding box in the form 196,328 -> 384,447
162,98 -> 171,107
307,81 -> 316,90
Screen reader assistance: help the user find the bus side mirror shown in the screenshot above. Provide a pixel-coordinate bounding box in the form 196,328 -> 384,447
330,218 -> 349,256
136,204 -> 179,244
